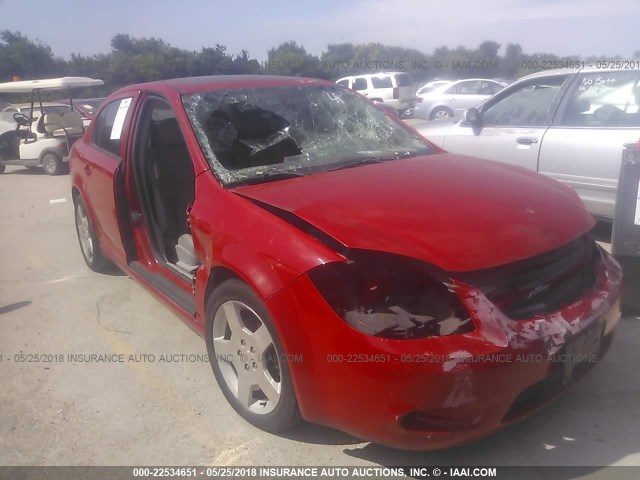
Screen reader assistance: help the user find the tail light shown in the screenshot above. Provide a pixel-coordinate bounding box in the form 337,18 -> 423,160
392,87 -> 399,99
308,251 -> 474,340
416,97 -> 423,103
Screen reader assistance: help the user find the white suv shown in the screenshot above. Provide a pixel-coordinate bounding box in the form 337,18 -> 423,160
336,72 -> 416,114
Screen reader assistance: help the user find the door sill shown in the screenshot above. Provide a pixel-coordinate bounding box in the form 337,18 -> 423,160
129,261 -> 196,316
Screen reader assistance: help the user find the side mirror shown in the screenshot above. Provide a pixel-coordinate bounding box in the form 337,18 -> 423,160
464,108 -> 482,126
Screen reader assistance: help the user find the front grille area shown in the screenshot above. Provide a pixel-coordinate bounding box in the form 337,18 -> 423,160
458,234 -> 600,320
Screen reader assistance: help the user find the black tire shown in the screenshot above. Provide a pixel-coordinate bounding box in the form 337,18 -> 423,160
430,107 -> 454,121
205,279 -> 300,433
0,164 -> 5,174
73,195 -> 112,272
42,152 -> 63,175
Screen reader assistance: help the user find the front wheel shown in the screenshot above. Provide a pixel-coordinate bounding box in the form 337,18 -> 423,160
205,279 -> 300,433
41,153 -> 63,175
74,196 -> 112,272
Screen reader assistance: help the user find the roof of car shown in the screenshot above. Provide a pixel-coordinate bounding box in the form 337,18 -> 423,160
518,65 -> 640,82
448,78 -> 506,84
117,75 -> 332,96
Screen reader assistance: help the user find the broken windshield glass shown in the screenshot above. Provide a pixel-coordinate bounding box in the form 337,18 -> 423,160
182,84 -> 433,186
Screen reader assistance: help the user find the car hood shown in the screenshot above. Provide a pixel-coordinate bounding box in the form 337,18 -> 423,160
233,154 -> 594,272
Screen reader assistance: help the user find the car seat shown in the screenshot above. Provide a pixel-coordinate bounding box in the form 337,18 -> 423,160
148,117 -> 196,263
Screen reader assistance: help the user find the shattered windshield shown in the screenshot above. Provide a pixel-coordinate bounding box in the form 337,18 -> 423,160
182,84 -> 433,186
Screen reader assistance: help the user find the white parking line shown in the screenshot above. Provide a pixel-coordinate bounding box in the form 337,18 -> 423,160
49,198 -> 67,204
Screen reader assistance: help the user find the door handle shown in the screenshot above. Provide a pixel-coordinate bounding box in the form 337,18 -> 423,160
83,165 -> 91,176
516,137 -> 539,145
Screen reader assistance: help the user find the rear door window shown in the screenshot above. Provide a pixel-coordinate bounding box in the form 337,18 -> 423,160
481,81 -> 503,95
559,71 -> 640,127
92,97 -> 133,157
393,73 -> 413,87
371,76 -> 393,89
447,80 -> 478,95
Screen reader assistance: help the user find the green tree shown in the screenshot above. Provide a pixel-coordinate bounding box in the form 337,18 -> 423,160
477,40 -> 500,61
321,43 -> 356,78
503,43 -> 523,79
265,41 -> 324,78
0,30 -> 57,81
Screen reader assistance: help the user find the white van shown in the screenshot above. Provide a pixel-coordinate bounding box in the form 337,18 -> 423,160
336,72 -> 416,114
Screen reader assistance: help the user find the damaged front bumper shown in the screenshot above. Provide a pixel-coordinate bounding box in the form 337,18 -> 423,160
266,248 -> 622,450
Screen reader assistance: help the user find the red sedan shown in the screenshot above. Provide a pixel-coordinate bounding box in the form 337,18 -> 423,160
70,75 -> 622,450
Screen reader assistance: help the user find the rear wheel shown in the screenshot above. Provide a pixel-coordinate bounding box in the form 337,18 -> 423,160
42,153 -> 63,175
74,196 -> 111,272
0,164 -> 5,174
431,107 -> 453,120
205,279 -> 300,433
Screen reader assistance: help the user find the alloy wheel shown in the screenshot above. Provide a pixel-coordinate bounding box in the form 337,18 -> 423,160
433,109 -> 452,120
42,154 -> 60,175
212,300 -> 281,414
75,202 -> 94,262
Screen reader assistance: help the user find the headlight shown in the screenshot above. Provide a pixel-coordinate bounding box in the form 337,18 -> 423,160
308,251 -> 474,339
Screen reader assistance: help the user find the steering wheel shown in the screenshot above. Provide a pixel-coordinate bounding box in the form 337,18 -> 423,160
13,112 -> 31,127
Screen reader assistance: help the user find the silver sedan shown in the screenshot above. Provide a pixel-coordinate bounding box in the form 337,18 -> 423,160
416,67 -> 640,220
414,78 -> 506,120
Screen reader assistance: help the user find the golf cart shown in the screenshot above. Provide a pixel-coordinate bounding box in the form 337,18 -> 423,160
0,77 -> 104,175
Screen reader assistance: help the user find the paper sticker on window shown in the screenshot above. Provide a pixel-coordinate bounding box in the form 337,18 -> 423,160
110,98 -> 132,140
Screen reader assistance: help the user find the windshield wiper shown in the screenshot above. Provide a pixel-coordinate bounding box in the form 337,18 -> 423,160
326,156 -> 390,172
327,149 -> 432,172
226,170 -> 307,188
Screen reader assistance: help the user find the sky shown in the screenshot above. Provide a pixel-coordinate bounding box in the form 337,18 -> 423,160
0,0 -> 638,61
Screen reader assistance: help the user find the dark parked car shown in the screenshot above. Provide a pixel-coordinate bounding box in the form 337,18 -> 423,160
60,97 -> 106,126
71,75 -> 622,450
